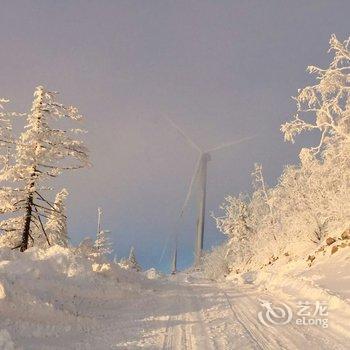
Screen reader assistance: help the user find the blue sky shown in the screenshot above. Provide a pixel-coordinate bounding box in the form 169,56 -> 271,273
1,1 -> 349,272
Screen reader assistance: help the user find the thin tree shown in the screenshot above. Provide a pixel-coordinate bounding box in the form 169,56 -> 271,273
252,163 -> 277,240
128,246 -> 141,271
0,86 -> 89,251
94,229 -> 113,259
94,207 -> 113,259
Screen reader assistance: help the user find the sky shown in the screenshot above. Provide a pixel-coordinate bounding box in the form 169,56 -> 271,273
0,0 -> 349,272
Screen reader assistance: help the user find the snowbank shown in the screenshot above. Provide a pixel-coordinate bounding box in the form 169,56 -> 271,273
230,245 -> 350,342
0,245 -> 152,349
143,268 -> 164,280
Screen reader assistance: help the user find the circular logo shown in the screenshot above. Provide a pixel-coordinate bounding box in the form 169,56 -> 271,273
257,299 -> 293,327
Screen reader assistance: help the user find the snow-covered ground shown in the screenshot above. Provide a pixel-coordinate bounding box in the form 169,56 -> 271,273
0,246 -> 349,349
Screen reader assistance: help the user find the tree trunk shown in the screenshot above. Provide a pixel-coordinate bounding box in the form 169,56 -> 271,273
20,178 -> 35,252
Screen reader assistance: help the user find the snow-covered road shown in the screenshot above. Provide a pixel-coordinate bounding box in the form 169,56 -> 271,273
109,277 -> 348,350
1,246 -> 348,350
159,281 -> 259,350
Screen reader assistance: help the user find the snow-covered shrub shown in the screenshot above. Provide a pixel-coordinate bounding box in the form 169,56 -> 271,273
75,237 -> 96,258
202,244 -> 229,280
143,268 -> 164,280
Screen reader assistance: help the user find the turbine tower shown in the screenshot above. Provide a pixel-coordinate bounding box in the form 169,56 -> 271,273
171,236 -> 178,275
195,152 -> 210,266
164,116 -> 255,267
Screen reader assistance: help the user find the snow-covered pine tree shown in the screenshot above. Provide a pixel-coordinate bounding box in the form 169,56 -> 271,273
94,230 -> 113,259
0,86 -> 89,251
94,207 -> 113,259
45,188 -> 68,247
128,246 -> 141,271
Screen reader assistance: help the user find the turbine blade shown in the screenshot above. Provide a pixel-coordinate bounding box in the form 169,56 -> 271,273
163,115 -> 202,153
207,135 -> 257,153
158,233 -> 171,264
180,155 -> 202,217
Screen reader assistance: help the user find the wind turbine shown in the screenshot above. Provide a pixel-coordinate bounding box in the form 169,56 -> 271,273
164,116 -> 255,268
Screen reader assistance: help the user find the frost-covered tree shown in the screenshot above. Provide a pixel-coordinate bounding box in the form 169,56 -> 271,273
202,245 -> 230,280
94,230 -> 113,259
127,246 -> 141,271
94,208 -> 113,259
252,165 -> 273,223
280,35 -> 350,242
201,35 -> 350,279
214,194 -> 254,264
45,189 -> 68,247
281,35 -> 350,154
76,237 -> 95,258
0,86 -> 89,251
0,99 -> 16,216
0,98 -> 13,167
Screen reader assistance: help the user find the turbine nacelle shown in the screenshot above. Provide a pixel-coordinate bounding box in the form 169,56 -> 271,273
201,152 -> 211,163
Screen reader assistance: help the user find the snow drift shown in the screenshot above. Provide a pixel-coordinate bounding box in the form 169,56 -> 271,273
0,245 -> 150,349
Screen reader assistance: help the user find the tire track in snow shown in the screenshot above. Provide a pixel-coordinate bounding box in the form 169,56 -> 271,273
192,282 -> 262,349
187,285 -> 216,350
161,291 -> 188,350
221,286 -> 308,350
161,284 -> 216,350
219,289 -> 266,350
